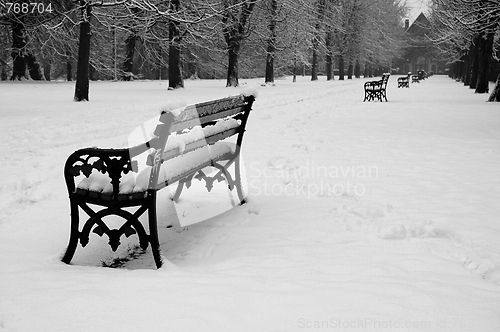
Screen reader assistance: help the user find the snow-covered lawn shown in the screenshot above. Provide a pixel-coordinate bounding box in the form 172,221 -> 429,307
0,76 -> 499,331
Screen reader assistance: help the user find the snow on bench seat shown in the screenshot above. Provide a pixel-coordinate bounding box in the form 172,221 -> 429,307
137,142 -> 234,190
76,119 -> 240,195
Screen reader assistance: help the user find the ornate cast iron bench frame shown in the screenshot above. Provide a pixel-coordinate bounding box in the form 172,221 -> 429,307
62,94 -> 255,268
418,70 -> 427,81
363,73 -> 390,102
397,73 -> 412,88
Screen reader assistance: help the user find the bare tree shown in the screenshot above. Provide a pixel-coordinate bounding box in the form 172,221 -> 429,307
74,1 -> 93,100
264,0 -> 278,83
360,0 -> 406,74
248,0 -> 313,83
432,0 -> 500,98
168,0 -> 183,89
222,0 -> 258,87
489,72 -> 500,101
0,0 -> 66,80
310,0 -> 326,81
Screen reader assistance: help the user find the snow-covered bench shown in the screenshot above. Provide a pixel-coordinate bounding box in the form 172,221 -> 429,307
397,73 -> 411,88
61,92 -> 256,268
418,70 -> 427,81
363,73 -> 390,102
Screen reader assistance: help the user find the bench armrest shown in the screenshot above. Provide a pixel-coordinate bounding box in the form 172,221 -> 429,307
64,147 -> 137,196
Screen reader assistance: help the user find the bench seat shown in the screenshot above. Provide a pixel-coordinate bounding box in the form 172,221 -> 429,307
76,143 -> 235,196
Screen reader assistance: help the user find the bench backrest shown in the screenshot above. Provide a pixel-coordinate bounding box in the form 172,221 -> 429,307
376,74 -> 389,90
364,74 -> 390,90
64,93 -> 255,201
136,93 -> 256,191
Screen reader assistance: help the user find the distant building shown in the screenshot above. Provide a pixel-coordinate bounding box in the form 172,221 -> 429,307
397,13 -> 448,75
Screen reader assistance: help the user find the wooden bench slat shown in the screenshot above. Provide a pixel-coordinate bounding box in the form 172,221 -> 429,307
147,127 -> 240,166
163,127 -> 240,160
171,107 -> 245,133
155,150 -> 235,192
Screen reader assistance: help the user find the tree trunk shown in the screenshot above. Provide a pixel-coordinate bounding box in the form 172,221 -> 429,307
475,31 -> 493,94
74,3 -> 92,102
311,0 -> 325,82
264,0 -> 277,84
459,60 -> 466,81
469,36 -> 478,89
326,53 -> 333,81
226,45 -> 239,87
325,31 -> 333,81
455,61 -> 461,81
354,60 -> 360,78
66,51 -> 73,81
122,7 -> 140,81
292,57 -> 297,83
265,49 -> 275,84
463,52 -> 470,86
1,62 -> 7,80
311,48 -> 318,81
157,47 -> 163,80
122,34 -> 136,81
25,53 -> 42,80
89,62 -> 97,80
338,56 -> 344,80
347,61 -> 353,79
43,62 -> 51,81
488,73 -> 500,102
10,20 -> 26,80
168,39 -> 183,88
112,27 -> 117,80
223,1 -> 257,87
168,0 -> 183,89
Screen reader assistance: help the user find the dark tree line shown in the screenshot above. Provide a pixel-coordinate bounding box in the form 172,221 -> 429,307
1,0 -> 415,101
431,0 -> 500,101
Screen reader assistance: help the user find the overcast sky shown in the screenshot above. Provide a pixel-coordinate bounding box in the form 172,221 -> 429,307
403,0 -> 431,21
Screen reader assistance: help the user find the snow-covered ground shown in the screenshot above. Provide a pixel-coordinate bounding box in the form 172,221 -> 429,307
0,76 -> 499,331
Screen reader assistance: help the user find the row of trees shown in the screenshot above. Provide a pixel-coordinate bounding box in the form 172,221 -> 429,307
2,1 -> 499,101
430,0 -> 500,101
1,0 -> 409,101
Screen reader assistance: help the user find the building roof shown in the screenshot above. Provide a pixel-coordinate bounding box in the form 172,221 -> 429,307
406,13 -> 431,35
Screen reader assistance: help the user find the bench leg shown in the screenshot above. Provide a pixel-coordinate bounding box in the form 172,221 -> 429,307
147,195 -> 163,269
234,155 -> 246,205
61,199 -> 80,264
62,197 -> 163,268
363,90 -> 370,102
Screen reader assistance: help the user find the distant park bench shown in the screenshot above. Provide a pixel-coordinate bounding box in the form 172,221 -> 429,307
418,70 -> 427,81
363,73 -> 390,102
398,73 -> 412,88
61,93 -> 256,268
